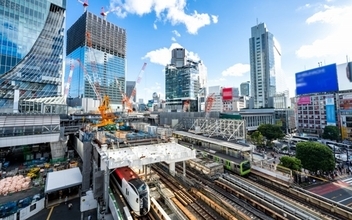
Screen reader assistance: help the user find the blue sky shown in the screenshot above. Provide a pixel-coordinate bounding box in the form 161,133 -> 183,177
66,0 -> 352,102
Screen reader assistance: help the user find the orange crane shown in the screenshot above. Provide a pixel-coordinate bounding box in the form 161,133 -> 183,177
205,93 -> 215,118
127,63 -> 147,113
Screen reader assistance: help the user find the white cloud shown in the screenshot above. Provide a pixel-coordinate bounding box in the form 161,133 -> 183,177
296,4 -> 352,59
172,30 -> 181,37
142,42 -> 201,66
109,0 -> 218,34
153,23 -> 157,29
171,37 -> 176,41
211,15 -> 218,24
221,63 -> 250,77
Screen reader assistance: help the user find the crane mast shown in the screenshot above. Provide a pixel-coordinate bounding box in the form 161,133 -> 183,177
129,63 -> 147,104
64,63 -> 75,100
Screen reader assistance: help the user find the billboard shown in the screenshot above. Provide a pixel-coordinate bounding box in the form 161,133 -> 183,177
222,87 -> 233,100
336,62 -> 352,91
295,64 -> 338,95
325,97 -> 336,126
297,96 -> 311,105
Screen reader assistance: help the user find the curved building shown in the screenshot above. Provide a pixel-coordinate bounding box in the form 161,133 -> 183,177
0,0 -> 66,112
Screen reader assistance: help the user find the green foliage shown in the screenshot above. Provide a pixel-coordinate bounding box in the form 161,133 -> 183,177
250,131 -> 265,147
257,124 -> 285,141
322,125 -> 340,141
279,156 -> 302,171
296,142 -> 335,172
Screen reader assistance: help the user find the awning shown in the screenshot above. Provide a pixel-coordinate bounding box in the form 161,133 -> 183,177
45,167 -> 82,194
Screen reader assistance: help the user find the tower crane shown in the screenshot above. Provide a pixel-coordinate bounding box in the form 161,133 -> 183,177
100,6 -> 119,20
63,63 -> 75,100
77,0 -> 88,12
85,32 -> 102,99
115,78 -> 128,112
127,63 -> 147,112
76,59 -> 101,102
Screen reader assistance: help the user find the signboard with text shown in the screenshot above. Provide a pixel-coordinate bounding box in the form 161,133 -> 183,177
295,64 -> 338,95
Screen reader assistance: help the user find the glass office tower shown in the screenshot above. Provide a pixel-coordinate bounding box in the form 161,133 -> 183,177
66,11 -> 126,107
0,0 -> 66,111
249,23 -> 281,108
165,48 -> 206,112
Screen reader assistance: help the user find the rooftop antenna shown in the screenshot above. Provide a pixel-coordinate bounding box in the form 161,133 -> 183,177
78,0 -> 88,12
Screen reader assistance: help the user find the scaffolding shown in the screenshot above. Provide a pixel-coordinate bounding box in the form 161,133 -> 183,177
188,118 -> 246,141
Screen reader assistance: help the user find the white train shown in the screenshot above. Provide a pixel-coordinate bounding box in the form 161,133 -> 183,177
111,167 -> 150,216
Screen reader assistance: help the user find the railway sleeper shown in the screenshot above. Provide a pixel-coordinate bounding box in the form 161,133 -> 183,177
191,188 -> 243,220
170,197 -> 197,220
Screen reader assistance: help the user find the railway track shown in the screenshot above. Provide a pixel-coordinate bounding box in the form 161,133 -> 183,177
174,163 -> 271,220
250,171 -> 349,220
152,164 -> 222,220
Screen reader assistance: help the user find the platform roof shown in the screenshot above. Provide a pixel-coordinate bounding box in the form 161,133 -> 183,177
45,167 -> 82,194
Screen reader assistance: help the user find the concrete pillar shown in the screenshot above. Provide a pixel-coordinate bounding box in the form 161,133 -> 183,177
103,161 -> 109,214
183,161 -> 186,177
169,162 -> 175,176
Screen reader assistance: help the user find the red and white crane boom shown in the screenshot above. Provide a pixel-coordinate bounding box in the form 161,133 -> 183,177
77,0 -> 88,12
129,63 -> 147,104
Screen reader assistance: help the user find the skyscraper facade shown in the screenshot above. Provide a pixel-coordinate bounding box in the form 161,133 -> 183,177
0,0 -> 66,111
249,23 -> 281,108
165,48 -> 207,112
126,81 -> 136,102
66,11 -> 126,108
240,81 -> 250,96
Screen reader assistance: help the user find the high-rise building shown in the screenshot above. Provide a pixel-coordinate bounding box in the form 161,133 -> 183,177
0,0 -> 66,112
240,81 -> 250,96
249,23 -> 281,108
165,48 -> 207,112
126,81 -> 136,102
66,11 -> 126,109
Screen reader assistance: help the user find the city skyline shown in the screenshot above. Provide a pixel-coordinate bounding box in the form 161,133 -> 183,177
21,0 -> 352,104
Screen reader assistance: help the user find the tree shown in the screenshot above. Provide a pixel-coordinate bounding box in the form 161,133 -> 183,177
322,125 -> 340,141
257,124 -> 285,142
296,142 -> 335,173
279,156 -> 302,171
250,131 -> 265,147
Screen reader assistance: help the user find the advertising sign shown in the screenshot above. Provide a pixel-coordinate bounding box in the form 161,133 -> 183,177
297,96 -> 311,105
222,87 -> 233,100
336,62 -> 352,91
295,64 -> 338,95
325,97 -> 336,126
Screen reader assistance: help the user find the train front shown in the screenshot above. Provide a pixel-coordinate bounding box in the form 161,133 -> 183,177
130,179 -> 150,216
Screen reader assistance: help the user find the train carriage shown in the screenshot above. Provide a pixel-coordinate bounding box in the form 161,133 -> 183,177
111,167 -> 150,216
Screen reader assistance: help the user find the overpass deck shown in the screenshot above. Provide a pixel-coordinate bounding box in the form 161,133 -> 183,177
92,141 -> 196,170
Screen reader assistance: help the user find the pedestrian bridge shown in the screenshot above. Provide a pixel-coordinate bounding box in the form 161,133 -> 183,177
0,114 -> 61,148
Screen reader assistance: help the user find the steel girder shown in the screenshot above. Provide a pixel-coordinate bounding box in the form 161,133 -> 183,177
189,118 -> 246,141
